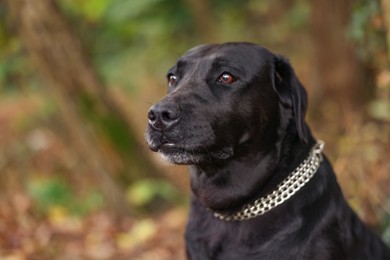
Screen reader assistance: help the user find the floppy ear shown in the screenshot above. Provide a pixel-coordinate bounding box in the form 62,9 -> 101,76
273,55 -> 309,143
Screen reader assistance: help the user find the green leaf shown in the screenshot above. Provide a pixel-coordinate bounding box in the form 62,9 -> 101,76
82,0 -> 111,21
368,100 -> 390,121
126,179 -> 179,207
28,177 -> 74,213
106,0 -> 163,23
28,177 -> 104,216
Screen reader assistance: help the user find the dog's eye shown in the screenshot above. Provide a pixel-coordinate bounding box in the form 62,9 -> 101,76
218,73 -> 236,84
168,74 -> 177,87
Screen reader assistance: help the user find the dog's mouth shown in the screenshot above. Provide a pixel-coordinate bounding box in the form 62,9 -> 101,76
150,141 -> 233,165
156,142 -> 183,154
149,142 -> 176,152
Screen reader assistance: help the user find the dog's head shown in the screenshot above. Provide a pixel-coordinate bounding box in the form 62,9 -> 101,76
145,42 -> 308,165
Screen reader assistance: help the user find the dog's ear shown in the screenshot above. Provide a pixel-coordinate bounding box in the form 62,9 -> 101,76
273,55 -> 309,143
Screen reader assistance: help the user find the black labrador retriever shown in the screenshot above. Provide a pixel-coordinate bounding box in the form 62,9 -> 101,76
145,42 -> 390,259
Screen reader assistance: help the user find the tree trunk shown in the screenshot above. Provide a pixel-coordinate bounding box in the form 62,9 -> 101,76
310,0 -> 374,125
381,0 -> 390,60
5,0 -> 158,217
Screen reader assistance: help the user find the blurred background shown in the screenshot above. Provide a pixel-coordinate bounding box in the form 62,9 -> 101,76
0,0 -> 389,259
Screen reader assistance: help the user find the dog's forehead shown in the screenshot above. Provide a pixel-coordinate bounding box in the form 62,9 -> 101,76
177,42 -> 273,70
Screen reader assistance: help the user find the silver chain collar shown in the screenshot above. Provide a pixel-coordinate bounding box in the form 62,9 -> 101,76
213,140 -> 325,221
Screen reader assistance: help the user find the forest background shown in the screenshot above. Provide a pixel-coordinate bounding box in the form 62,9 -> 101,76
0,0 -> 390,259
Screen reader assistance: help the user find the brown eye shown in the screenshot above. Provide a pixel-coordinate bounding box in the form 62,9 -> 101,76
168,75 -> 177,87
218,73 -> 236,84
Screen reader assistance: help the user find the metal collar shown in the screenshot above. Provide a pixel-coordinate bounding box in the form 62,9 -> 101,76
213,140 -> 325,221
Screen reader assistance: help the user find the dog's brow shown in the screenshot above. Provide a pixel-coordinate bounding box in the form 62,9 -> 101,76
210,57 -> 244,76
212,57 -> 229,65
169,59 -> 191,77
171,59 -> 204,78
176,60 -> 187,68
211,57 -> 239,70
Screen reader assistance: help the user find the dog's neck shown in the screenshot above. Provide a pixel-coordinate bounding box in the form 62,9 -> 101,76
189,134 -> 316,213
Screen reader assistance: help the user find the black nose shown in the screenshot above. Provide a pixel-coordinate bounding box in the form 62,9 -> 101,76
148,102 -> 180,130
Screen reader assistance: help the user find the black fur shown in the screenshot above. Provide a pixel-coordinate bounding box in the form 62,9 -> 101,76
145,42 -> 390,259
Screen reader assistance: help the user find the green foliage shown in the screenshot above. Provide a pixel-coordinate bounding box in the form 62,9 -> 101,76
0,8 -> 40,94
126,178 -> 182,212
349,0 -> 387,64
368,99 -> 390,121
77,91 -> 136,153
285,1 -> 310,30
62,0 -> 111,22
0,38 -> 37,93
28,177 -> 104,216
105,0 -> 165,23
59,0 -> 195,91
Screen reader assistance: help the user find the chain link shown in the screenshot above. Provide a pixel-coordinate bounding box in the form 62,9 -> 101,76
213,140 -> 325,221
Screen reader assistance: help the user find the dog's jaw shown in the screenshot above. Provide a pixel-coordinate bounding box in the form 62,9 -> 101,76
155,144 -> 234,165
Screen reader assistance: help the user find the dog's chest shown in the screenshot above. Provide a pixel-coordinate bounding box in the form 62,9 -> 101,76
185,207 -> 310,260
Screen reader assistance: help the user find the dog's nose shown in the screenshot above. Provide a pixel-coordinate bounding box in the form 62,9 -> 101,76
148,102 -> 180,130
